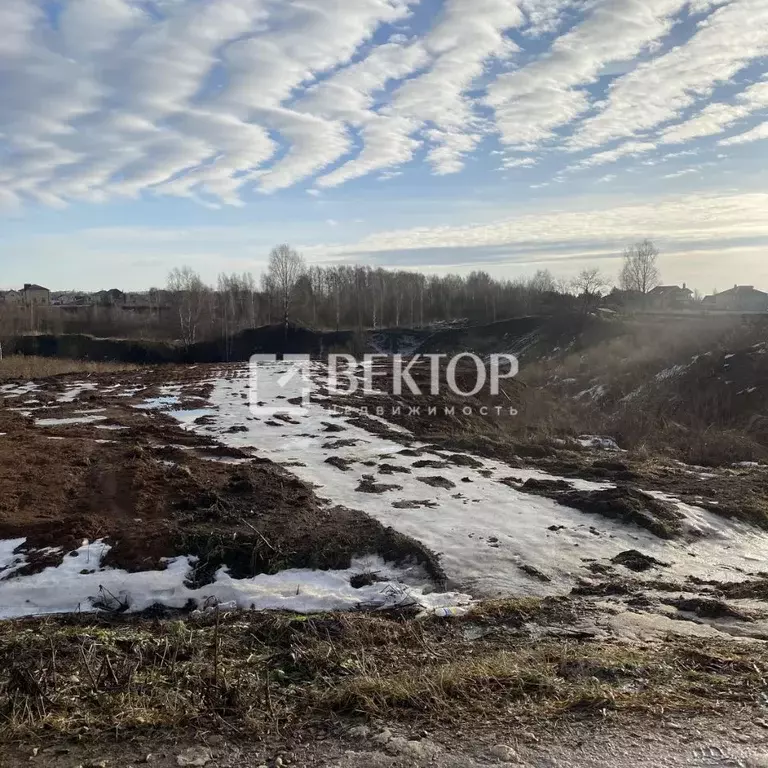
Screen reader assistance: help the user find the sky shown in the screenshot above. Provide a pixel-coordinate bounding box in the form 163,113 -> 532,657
1,0 -> 767,293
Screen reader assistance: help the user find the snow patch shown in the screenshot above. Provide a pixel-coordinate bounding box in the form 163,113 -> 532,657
167,366 -> 768,598
0,540 -> 469,620
35,415 -> 108,426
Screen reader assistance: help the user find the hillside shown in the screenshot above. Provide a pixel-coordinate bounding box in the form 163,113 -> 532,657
513,313 -> 768,465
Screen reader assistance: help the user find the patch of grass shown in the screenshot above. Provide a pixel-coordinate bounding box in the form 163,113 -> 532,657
323,651 -> 556,715
1,609 -> 767,742
466,597 -> 544,624
320,640 -> 762,720
0,355 -> 139,382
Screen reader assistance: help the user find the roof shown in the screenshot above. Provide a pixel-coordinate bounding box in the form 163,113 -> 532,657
648,285 -> 693,296
716,285 -> 768,298
23,283 -> 49,291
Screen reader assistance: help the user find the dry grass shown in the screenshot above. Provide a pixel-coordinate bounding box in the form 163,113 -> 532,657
510,315 -> 768,467
1,607 -> 766,742
0,356 -> 139,382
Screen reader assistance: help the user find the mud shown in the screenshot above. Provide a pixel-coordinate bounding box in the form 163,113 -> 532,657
612,550 -> 669,572
0,370 -> 447,589
666,597 -> 753,621
417,476 -> 456,490
519,483 -> 684,539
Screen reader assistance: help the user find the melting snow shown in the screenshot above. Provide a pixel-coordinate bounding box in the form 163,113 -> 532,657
57,382 -> 99,403
136,395 -> 181,410
35,415 -> 108,426
0,540 -> 469,620
0,382 -> 38,398
577,435 -> 622,451
655,364 -> 688,381
163,366 -> 768,598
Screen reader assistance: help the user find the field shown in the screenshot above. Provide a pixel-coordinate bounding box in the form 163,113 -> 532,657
1,335 -> 768,764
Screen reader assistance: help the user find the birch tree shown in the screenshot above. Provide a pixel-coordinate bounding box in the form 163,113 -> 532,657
266,244 -> 306,329
167,266 -> 207,346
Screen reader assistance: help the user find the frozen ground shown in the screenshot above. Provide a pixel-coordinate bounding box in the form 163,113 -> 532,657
166,363 -> 768,598
3,362 -> 768,619
0,538 -> 465,619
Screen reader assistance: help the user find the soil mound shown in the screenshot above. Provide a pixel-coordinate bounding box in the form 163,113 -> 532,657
0,397 -> 445,587
518,481 -> 684,539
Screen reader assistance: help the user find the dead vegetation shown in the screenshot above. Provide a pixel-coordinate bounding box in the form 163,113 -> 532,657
0,355 -> 139,382
514,315 -> 768,467
1,604 -> 767,743
517,483 -> 684,539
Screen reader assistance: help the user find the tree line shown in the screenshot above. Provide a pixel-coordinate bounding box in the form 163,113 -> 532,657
1,241 -> 664,343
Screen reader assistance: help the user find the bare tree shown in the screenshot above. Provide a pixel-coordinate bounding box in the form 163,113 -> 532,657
619,239 -> 661,294
167,266 -> 208,346
572,268 -> 607,314
266,244 -> 306,329
528,269 -> 557,294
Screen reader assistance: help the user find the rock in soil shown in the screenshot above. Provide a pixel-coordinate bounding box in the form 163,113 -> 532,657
175,746 -> 212,766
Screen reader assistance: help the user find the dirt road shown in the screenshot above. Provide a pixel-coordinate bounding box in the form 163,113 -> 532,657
4,713 -> 768,767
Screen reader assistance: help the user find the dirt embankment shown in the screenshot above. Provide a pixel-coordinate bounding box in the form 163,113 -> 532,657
6,312 -> 610,366
510,313 -> 768,466
7,324 -> 357,365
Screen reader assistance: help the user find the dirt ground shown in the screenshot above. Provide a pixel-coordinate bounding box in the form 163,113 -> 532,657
4,712 -> 768,768
3,362 -> 768,760
0,367 -> 443,586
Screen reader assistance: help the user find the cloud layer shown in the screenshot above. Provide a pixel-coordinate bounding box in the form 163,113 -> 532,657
1,0 -> 767,208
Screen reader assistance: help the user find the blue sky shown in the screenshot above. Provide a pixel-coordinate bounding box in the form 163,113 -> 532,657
1,0 -> 767,292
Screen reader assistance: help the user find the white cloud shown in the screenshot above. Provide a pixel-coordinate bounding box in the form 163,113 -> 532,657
520,0 -> 580,36
486,0 -> 688,149
565,140 -> 657,171
0,0 -> 763,207
316,0 -> 524,184
302,191 -> 768,256
14,191 -> 768,289
570,0 -> 768,149
58,0 -> 145,55
660,77 -> 768,144
663,167 -> 699,178
719,121 -> 768,145
502,156 -> 539,168
316,115 -> 420,188
1,0 -> 414,205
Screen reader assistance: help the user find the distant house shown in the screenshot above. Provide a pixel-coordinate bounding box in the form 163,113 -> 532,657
23,283 -> 50,306
0,290 -> 22,304
704,285 -> 768,312
647,284 -> 694,309
124,292 -> 151,307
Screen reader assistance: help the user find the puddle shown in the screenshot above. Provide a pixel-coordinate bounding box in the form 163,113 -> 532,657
136,396 -> 181,410
35,415 -> 108,427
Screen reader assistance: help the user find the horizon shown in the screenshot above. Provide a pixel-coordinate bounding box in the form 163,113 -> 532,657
1,269 -> 765,299
2,0 -> 767,292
